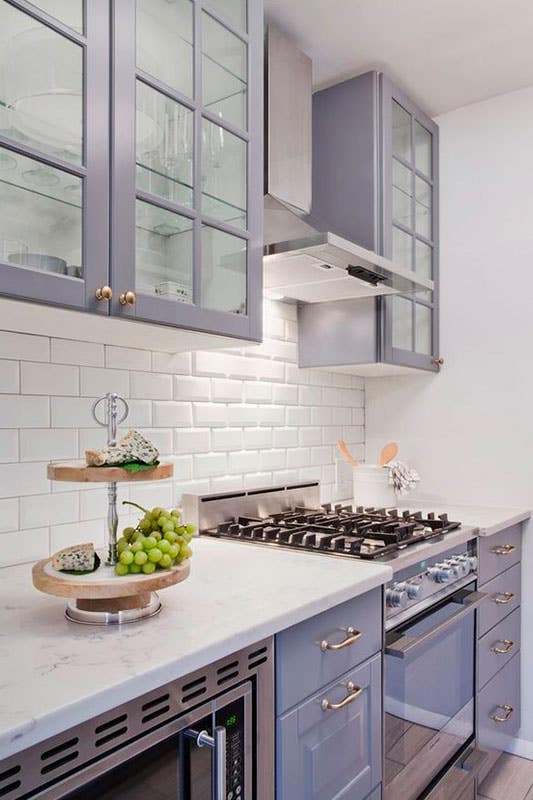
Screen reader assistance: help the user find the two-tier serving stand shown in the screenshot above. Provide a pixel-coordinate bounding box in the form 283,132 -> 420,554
32,393 -> 190,625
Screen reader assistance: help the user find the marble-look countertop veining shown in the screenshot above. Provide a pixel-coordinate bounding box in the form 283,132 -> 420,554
349,498 -> 530,536
0,537 -> 391,760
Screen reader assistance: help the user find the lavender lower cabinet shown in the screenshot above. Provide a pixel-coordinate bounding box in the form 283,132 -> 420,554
276,655 -> 382,800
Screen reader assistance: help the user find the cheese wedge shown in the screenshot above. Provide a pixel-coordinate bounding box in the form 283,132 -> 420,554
85,429 -> 159,467
52,542 -> 95,572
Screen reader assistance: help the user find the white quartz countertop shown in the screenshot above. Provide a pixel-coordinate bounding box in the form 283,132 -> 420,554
349,498 -> 530,536
0,537 -> 391,760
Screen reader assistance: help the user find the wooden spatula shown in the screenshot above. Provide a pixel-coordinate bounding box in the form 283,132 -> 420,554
380,442 -> 398,466
337,440 -> 357,467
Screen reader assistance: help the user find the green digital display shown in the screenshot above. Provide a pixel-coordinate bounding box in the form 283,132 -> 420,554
226,714 -> 237,728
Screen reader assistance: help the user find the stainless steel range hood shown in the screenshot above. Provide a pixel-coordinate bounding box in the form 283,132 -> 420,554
263,25 -> 434,303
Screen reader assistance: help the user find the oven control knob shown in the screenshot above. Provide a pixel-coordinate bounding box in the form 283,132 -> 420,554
448,558 -> 468,577
428,565 -> 451,583
385,586 -> 408,608
405,580 -> 421,599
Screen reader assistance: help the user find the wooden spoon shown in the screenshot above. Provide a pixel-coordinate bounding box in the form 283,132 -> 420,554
337,440 -> 357,467
380,442 -> 398,466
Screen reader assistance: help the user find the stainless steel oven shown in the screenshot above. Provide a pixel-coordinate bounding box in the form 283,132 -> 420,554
383,543 -> 486,800
0,640 -> 274,800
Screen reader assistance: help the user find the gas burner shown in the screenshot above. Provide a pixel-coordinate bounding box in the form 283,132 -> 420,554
202,502 -> 462,561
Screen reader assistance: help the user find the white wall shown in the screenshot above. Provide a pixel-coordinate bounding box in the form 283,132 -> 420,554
366,85 -> 533,753
0,298 -> 364,568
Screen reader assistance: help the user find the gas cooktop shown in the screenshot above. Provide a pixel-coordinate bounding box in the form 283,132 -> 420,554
200,503 -> 461,560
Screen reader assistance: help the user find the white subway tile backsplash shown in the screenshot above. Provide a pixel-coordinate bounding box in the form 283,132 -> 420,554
0,298 -> 365,566
194,452 -> 228,478
0,498 -> 18,532
52,339 -> 103,367
174,376 -> 211,402
244,381 -> 272,403
259,449 -> 286,471
0,462 -> 49,498
211,428 -> 243,452
80,367 -> 129,398
154,401 -> 193,428
0,528 -> 49,566
228,450 -> 259,474
286,447 -> 310,469
0,331 -> 49,362
243,427 -> 272,449
273,427 -> 299,448
193,403 -> 228,427
273,384 -> 298,405
20,491 -> 79,529
174,428 -> 211,454
106,346 -> 151,371
0,396 -> 49,428
212,379 -> 243,403
152,351 -> 191,374
131,371 -> 172,400
51,519 -> 105,551
0,360 -> 19,393
0,430 -> 19,463
20,429 -> 78,462
21,362 -> 79,396
298,427 -> 322,446
243,471 -> 272,489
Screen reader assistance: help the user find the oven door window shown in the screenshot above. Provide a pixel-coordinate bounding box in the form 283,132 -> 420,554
63,721 -> 212,800
384,590 -> 475,800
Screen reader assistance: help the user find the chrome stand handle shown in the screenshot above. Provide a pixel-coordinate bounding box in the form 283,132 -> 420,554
320,626 -> 362,652
490,704 -> 514,723
321,682 -> 363,711
183,727 -> 226,800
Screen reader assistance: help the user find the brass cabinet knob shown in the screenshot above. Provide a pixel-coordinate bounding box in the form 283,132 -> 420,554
433,357 -> 444,366
95,285 -> 113,301
119,290 -> 136,306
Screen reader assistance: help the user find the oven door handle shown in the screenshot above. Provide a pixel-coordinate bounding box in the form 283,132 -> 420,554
385,589 -> 487,659
181,726 -> 227,800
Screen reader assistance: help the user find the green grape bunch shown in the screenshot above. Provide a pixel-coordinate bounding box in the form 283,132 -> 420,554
114,501 -> 195,576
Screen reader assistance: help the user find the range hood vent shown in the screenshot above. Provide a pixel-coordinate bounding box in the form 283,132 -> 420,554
263,25 -> 434,303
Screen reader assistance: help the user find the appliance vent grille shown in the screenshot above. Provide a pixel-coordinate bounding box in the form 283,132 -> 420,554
181,675 -> 207,704
0,765 -> 21,798
248,645 -> 268,670
0,638 -> 272,800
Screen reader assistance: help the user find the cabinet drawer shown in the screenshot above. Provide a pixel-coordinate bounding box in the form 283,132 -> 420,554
478,651 -> 521,751
478,562 -> 520,637
276,588 -> 382,713
478,608 -> 521,689
277,655 -> 382,800
478,525 -> 521,585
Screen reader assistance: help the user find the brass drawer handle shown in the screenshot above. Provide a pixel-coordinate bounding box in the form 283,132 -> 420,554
492,592 -> 515,605
490,704 -> 514,723
321,682 -> 363,711
491,544 -> 516,556
490,639 -> 515,655
119,290 -> 136,305
320,627 -> 362,652
95,285 -> 112,300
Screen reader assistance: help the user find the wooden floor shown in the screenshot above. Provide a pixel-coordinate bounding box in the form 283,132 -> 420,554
478,754 -> 533,800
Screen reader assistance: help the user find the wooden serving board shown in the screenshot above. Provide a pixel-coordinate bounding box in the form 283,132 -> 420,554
32,557 -> 190,602
47,462 -> 174,483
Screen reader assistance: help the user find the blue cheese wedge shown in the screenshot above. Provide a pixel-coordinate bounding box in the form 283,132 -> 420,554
52,542 -> 95,572
85,429 -> 159,467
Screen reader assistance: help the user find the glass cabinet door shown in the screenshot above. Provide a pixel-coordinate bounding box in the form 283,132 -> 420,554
111,0 -> 262,341
381,76 -> 439,370
0,0 -> 109,310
